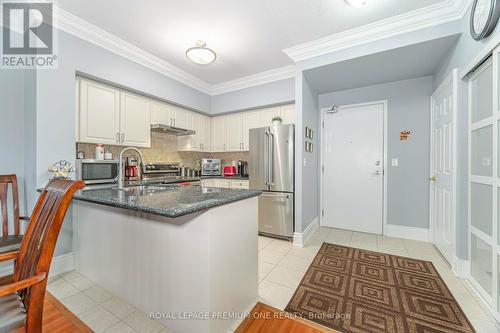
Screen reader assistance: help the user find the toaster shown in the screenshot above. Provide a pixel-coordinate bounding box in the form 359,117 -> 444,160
223,166 -> 237,177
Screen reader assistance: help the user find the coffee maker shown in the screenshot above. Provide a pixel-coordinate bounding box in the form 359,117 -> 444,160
125,157 -> 139,180
237,160 -> 249,177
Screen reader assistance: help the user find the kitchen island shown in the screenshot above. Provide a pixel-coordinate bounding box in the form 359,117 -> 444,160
72,185 -> 261,333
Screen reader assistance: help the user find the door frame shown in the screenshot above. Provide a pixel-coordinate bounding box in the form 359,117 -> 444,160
319,100 -> 388,235
429,68 -> 458,266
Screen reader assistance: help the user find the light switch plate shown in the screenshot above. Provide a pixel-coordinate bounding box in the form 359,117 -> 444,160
392,158 -> 399,167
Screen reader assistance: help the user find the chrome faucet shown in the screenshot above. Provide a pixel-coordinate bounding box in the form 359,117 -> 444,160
118,147 -> 145,190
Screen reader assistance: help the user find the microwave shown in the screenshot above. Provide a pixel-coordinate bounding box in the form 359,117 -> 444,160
76,159 -> 119,185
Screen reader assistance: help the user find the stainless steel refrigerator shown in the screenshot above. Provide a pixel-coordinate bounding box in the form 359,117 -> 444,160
249,124 -> 294,239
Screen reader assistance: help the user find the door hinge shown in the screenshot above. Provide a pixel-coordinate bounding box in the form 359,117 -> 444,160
322,209 -> 325,217
322,165 -> 324,173
322,120 -> 324,128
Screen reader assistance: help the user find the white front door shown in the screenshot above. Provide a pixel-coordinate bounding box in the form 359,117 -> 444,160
430,70 -> 457,264
322,102 -> 385,235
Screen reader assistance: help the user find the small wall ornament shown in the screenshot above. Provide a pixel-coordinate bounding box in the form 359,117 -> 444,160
48,160 -> 75,180
400,130 -> 412,141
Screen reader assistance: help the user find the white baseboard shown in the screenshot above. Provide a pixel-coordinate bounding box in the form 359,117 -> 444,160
385,224 -> 430,242
49,252 -> 75,277
452,256 -> 470,279
293,217 -> 319,248
0,252 -> 75,278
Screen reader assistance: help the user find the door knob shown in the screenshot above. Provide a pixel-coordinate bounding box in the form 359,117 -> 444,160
430,176 -> 437,182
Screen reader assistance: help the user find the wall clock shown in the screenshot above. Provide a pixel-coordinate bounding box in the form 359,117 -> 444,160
471,0 -> 500,41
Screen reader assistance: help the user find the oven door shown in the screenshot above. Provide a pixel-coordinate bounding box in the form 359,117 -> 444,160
76,159 -> 119,184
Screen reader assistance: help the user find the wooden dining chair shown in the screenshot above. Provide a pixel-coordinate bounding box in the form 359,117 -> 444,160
0,175 -> 30,254
0,179 -> 84,333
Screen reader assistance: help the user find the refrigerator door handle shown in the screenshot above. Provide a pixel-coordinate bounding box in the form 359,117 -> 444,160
269,131 -> 275,186
264,130 -> 270,186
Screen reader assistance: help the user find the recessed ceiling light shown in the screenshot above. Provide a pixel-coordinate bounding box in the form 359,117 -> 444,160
186,41 -> 216,65
345,0 -> 375,8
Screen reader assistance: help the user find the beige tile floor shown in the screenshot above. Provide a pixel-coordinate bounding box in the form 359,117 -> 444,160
48,227 -> 500,333
258,227 -> 500,333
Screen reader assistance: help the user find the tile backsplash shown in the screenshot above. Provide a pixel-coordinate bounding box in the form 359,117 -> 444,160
76,132 -> 249,170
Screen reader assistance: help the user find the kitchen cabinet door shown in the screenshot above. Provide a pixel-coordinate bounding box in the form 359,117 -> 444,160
213,179 -> 231,188
260,106 -> 281,127
201,179 -> 214,188
242,110 -> 261,151
201,115 -> 212,151
231,180 -> 250,189
177,111 -> 196,151
280,104 -> 295,124
172,106 -> 188,129
79,79 -> 121,145
151,100 -> 173,125
212,116 -> 227,151
226,113 -> 244,151
120,92 -> 151,147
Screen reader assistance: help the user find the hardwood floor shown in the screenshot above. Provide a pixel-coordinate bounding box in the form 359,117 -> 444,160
236,302 -> 337,333
1,275 -> 92,333
9,292 -> 93,333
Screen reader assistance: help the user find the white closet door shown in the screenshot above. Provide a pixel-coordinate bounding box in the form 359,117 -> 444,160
430,70 -> 457,265
468,55 -> 496,308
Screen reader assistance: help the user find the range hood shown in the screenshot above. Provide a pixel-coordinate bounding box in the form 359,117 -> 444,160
151,124 -> 195,136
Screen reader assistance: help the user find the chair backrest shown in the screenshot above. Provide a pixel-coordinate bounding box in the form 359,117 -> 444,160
14,179 -> 84,311
0,174 -> 21,237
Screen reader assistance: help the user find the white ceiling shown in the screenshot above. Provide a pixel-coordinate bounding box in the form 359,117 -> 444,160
304,35 -> 460,94
59,0 -> 446,85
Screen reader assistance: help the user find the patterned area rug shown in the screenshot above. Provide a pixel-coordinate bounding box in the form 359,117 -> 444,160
285,243 -> 475,333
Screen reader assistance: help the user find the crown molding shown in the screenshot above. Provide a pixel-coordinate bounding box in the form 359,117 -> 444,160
55,7 -> 212,95
210,65 -> 296,95
283,0 -> 472,63
53,0 -> 471,96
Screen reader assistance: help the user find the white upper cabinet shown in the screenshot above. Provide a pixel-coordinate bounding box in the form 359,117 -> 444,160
172,106 -> 188,129
151,100 -> 172,125
280,104 -> 295,124
260,106 -> 281,126
78,78 -> 121,145
212,116 -> 227,152
120,92 -> 151,148
78,76 -> 294,152
201,115 -> 212,151
242,110 -> 261,151
225,113 -> 244,151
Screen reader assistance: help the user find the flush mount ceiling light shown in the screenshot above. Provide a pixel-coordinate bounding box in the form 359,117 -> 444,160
186,41 -> 217,65
345,0 -> 375,8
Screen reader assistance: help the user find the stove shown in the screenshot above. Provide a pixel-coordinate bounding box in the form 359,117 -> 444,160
141,163 -> 200,185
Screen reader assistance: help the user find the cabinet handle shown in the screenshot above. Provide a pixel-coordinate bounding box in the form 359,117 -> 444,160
116,133 -> 120,143
121,133 -> 125,143
173,118 -> 176,127
223,144 -> 226,151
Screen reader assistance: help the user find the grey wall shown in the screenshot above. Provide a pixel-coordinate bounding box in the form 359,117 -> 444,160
210,78 -> 295,114
434,6 -> 500,260
0,70 -> 27,222
296,73 -> 320,233
319,76 -> 434,229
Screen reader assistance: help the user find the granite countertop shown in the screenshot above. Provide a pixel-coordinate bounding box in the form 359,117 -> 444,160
73,185 -> 261,218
